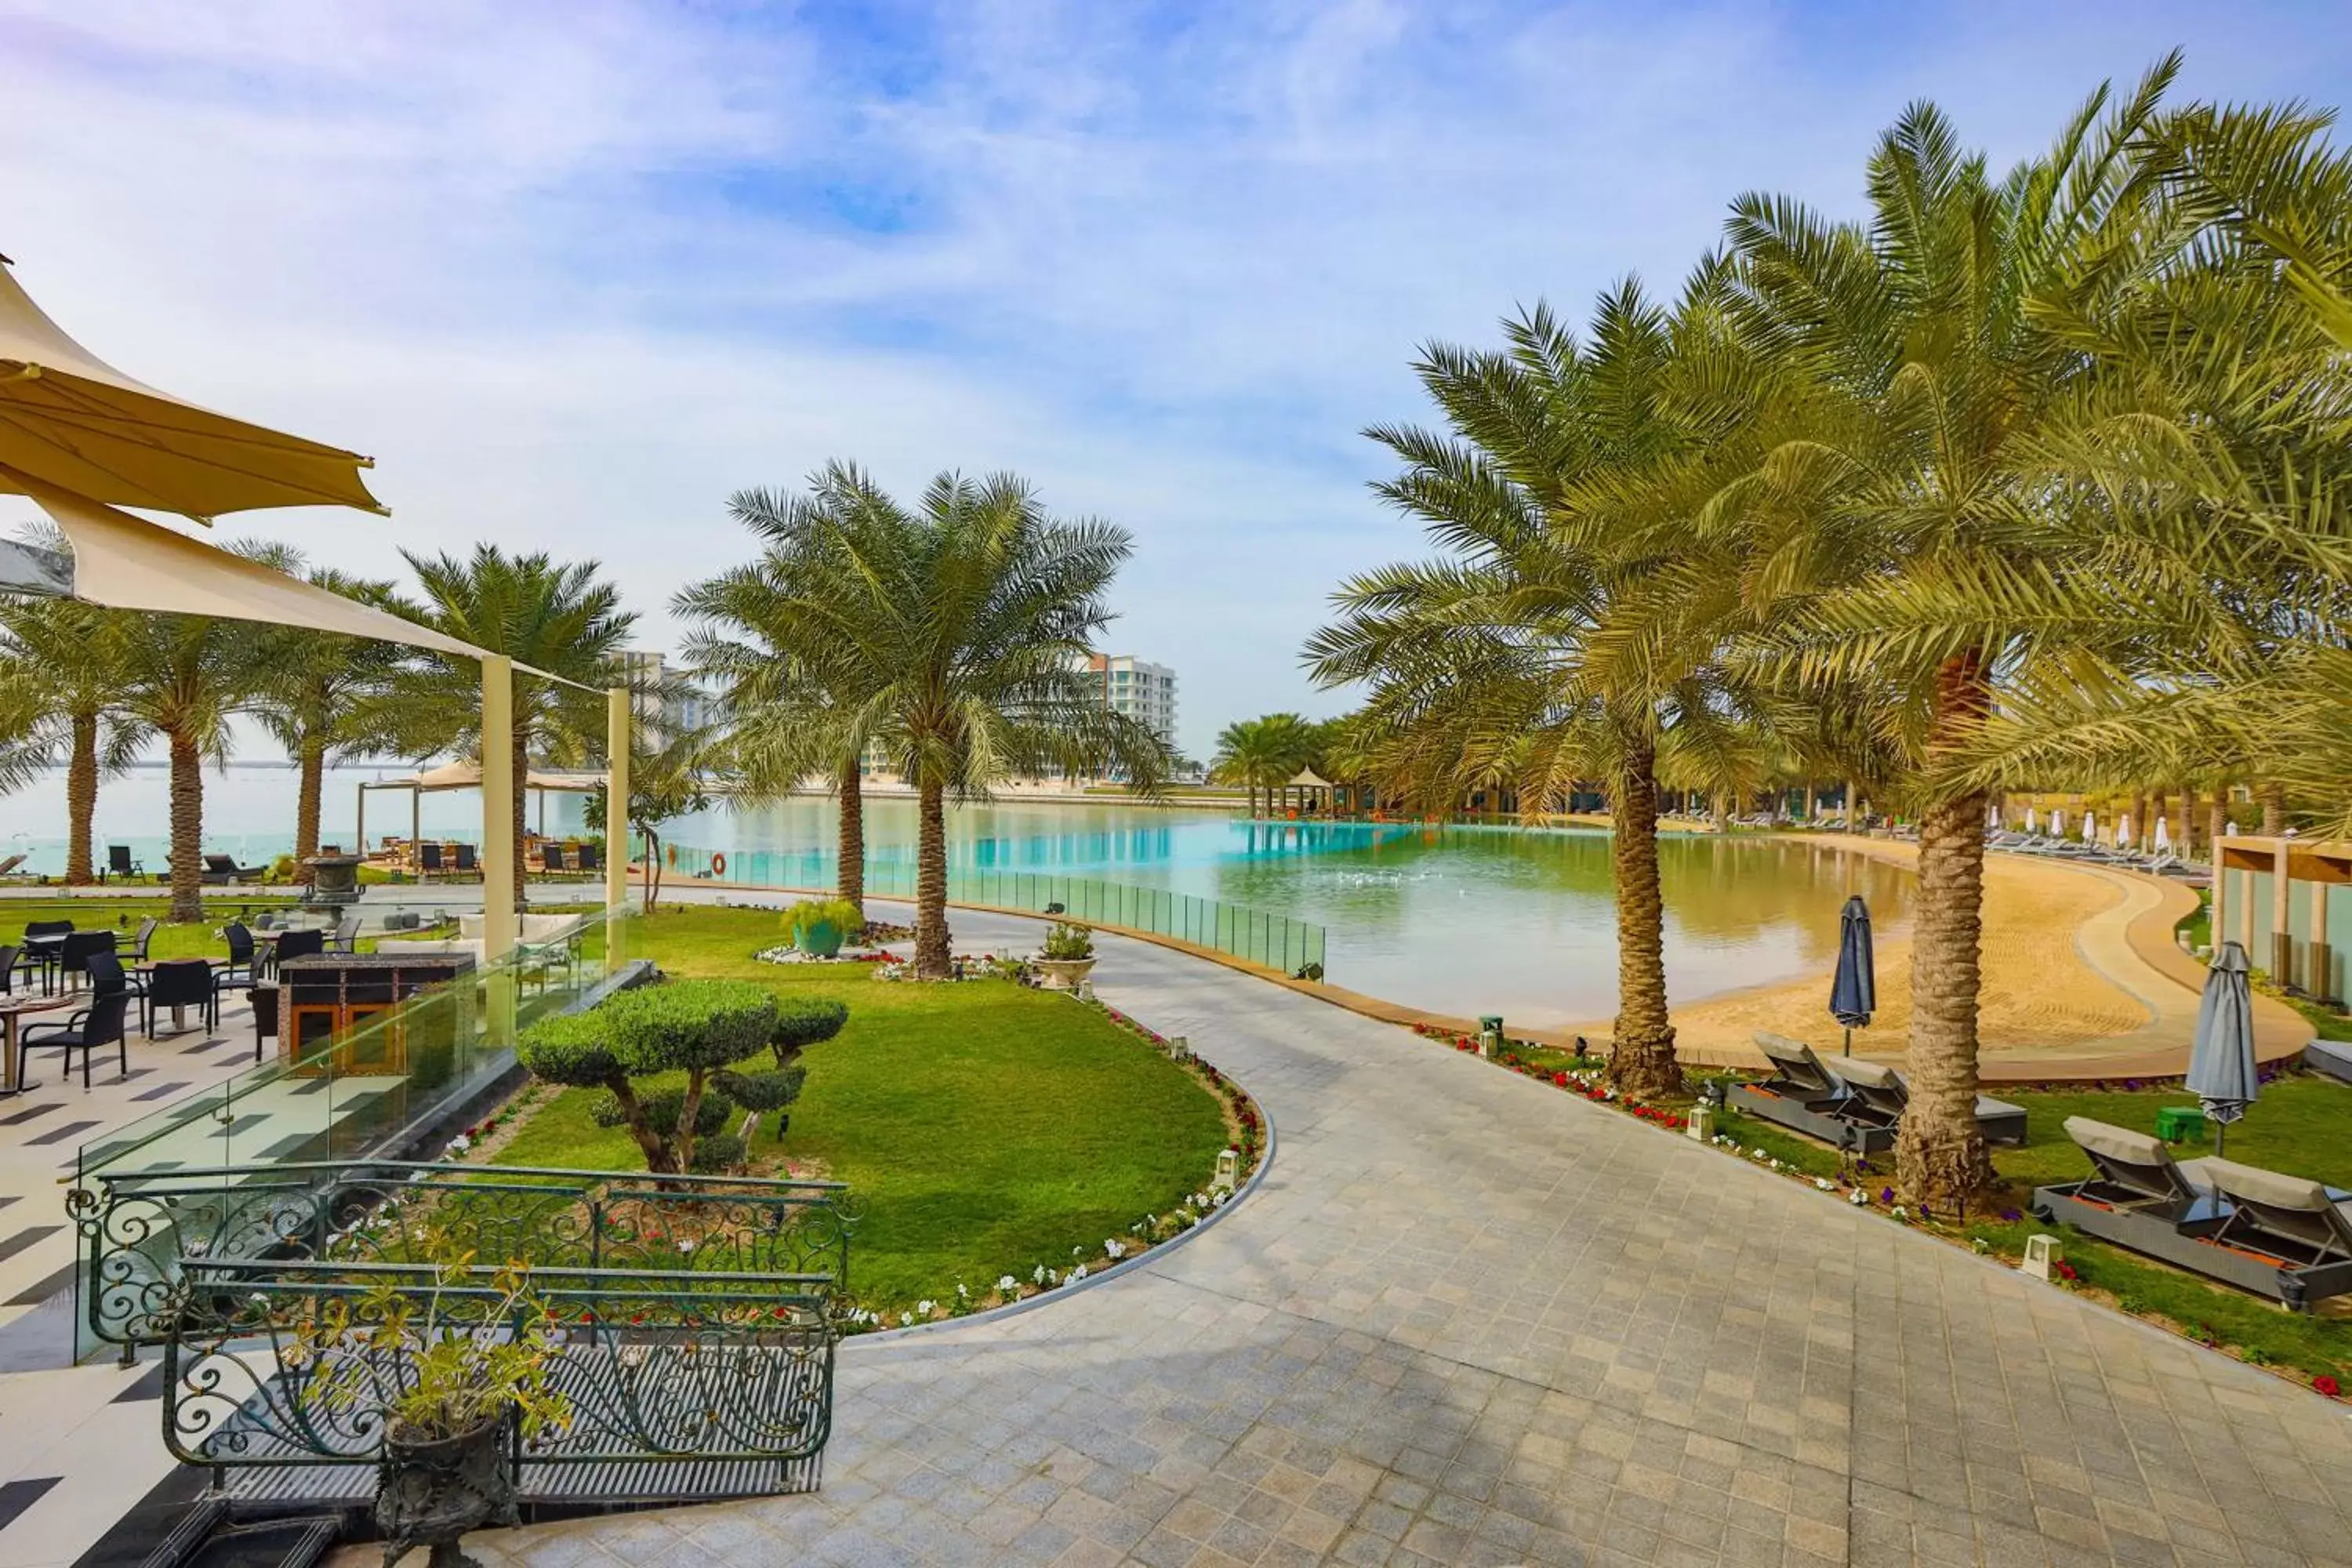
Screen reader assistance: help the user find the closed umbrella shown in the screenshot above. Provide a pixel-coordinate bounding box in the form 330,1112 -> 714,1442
2119,811 -> 2134,850
2186,941 -> 2259,1155
2026,807 -> 2038,833
2154,817 -> 2172,852
2082,810 -> 2098,844
2051,808 -> 2065,837
1830,895 -> 1875,1052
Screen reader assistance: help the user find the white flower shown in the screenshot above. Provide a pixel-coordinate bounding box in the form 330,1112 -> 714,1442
1890,1206 -> 1908,1221
1104,1240 -> 1125,1259
1848,1190 -> 1867,1206
1069,1265 -> 1087,1282
1046,1269 -> 1059,1285
1032,1265 -> 1047,1285
899,1312 -> 913,1327
916,1299 -> 935,1316
677,1238 -> 695,1253
1813,1178 -> 1834,1191
997,1276 -> 1017,1293
1769,1160 -> 1784,1172
956,1283 -> 969,1299
445,1134 -> 472,1155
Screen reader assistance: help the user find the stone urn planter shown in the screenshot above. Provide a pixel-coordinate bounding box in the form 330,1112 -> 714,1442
375,1410 -> 517,1568
795,919 -> 845,959
1032,956 -> 1097,992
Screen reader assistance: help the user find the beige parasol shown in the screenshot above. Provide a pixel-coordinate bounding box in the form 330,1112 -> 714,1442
0,256 -> 384,520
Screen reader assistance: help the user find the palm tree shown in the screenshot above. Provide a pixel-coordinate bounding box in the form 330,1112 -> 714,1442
381,546 -> 633,907
111,611 -> 269,920
1308,277 -> 1775,1100
677,485 -> 901,920
1210,714 -> 1313,816
1704,57 -> 2347,1205
0,563 -> 140,884
749,463 -> 1172,978
237,545 -> 412,882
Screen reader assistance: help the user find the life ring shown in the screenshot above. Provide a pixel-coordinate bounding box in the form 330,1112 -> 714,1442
665,842 -> 677,867
711,851 -> 727,878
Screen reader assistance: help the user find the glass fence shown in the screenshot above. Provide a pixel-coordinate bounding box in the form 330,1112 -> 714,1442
662,844 -> 1327,977
69,901 -> 640,1362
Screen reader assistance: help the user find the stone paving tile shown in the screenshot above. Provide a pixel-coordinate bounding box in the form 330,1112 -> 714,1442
422,914 -> 2352,1567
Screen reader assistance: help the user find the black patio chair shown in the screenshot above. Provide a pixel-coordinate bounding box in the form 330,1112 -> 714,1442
105,844 -> 145,883
125,917 -> 158,964
453,843 -> 478,875
144,957 -> 216,1037
326,916 -> 361,954
0,944 -> 20,996
270,927 -> 325,975
249,983 -> 279,1062
418,843 -> 444,879
20,920 -> 72,994
20,989 -> 131,1089
213,924 -> 259,1015
575,842 -> 600,873
541,844 -> 568,874
60,930 -> 119,991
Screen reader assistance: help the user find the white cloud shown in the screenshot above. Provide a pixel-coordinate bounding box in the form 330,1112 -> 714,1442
2,0 -> 2347,753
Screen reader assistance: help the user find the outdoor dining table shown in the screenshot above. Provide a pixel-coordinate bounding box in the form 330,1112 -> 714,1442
20,931 -> 69,995
0,993 -> 73,1093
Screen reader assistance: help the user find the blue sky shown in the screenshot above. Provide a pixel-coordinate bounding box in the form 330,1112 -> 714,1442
5,2 -> 2351,758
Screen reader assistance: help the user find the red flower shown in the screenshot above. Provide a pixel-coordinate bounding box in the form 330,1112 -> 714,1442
2053,1261 -> 2078,1283
2316,1375 -> 2343,1398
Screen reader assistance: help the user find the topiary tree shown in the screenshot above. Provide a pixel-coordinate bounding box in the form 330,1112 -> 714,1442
517,978 -> 804,1174
730,996 -> 850,1145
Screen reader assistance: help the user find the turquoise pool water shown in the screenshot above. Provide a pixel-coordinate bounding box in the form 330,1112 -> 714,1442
673,797 -> 1913,1027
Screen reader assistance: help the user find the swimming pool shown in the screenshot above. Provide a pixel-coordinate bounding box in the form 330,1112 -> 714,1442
674,797 -> 1913,1026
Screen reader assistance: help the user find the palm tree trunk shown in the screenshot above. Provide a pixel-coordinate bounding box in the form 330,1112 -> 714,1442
2207,793 -> 2227,866
166,731 -> 204,922
837,760 -> 866,918
1606,738 -> 1680,1100
294,735 -> 325,884
511,728 -> 531,908
913,780 -> 951,979
643,827 -> 660,912
2174,786 -> 2194,859
1843,778 -> 1858,832
2260,782 -> 2285,836
64,710 -> 99,886
1896,655 -> 1994,1211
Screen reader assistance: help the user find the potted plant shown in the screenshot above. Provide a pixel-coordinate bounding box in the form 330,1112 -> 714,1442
287,1253 -> 572,1568
1033,920 -> 1097,991
784,897 -> 863,959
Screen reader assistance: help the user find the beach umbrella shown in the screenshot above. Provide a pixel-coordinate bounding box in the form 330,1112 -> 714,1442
1987,800 -> 2001,829
2186,941 -> 2259,1155
2227,818 -> 2240,837
2026,808 -> 2038,833
2118,811 -> 2133,849
2051,808 -> 2065,837
2154,817 -> 2172,851
2082,810 -> 2098,844
1830,895 -> 1875,1051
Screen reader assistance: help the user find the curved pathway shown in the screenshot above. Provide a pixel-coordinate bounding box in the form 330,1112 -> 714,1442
443,913 -> 2352,1568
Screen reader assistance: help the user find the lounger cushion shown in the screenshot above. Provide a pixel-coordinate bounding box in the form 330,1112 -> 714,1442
2306,1040 -> 2352,1084
2064,1116 -> 2172,1169
1752,1033 -> 1840,1094
1821,1054 -> 1898,1091
2201,1157 -> 2332,1213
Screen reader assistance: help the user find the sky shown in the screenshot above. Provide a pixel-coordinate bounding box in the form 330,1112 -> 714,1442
5,2 -> 2351,760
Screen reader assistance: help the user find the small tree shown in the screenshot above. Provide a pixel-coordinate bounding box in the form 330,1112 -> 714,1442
517,980 -> 832,1173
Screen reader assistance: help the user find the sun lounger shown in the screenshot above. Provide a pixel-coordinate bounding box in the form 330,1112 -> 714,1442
1726,1034 -> 1868,1147
1820,1054 -> 2028,1148
2033,1119 -> 2352,1310
2306,1039 -> 2352,1087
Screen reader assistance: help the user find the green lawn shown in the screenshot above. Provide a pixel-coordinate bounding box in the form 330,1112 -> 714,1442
494,905 -> 1232,1307
0,897 -> 299,962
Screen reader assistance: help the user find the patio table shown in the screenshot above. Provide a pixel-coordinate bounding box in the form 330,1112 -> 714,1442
0,993 -> 72,1093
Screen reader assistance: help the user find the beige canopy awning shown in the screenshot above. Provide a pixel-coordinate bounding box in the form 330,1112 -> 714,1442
1288,767 -> 1334,789
385,761 -> 605,793
0,256 -> 383,519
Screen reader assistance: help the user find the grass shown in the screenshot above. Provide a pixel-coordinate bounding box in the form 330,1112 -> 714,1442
0,897 -> 298,962
493,905 -> 1232,1307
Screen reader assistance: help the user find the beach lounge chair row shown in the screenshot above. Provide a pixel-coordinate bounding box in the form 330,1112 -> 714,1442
1728,1033 -> 2028,1153
2034,1117 -> 2352,1311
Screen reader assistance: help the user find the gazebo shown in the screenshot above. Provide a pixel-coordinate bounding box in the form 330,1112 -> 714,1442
357,762 -> 608,862
1285,766 -> 1334,817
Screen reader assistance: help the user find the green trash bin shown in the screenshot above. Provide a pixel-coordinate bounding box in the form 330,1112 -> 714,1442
2154,1105 -> 2206,1144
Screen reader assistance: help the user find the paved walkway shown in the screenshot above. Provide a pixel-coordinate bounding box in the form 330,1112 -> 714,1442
423,909 -> 2352,1568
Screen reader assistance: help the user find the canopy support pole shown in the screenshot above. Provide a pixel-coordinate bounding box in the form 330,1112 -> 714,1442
411,786 -> 419,866
606,687 -> 630,919
482,656 -> 517,963
355,783 -> 366,860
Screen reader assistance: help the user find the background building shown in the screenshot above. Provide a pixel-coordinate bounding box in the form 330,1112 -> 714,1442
1079,653 -> 1178,752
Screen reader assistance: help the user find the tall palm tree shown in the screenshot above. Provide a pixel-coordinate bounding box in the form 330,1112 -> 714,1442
677,485 -> 900,920
1704,58 -> 2346,1205
237,545 -> 413,882
750,463 -> 1172,978
111,611 -> 269,920
1308,277 -> 1774,1100
381,546 -> 634,907
0,563 -> 140,884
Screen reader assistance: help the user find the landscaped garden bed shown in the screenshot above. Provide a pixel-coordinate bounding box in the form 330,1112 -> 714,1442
477,905 -> 1256,1327
1406,1021 -> 2352,1396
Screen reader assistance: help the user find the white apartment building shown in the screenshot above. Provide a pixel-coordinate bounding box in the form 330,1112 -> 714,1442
1078,653 -> 1178,751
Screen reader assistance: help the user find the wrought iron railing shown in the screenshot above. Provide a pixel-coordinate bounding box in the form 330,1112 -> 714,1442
163,1258 -> 837,1491
71,1160 -> 856,1352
